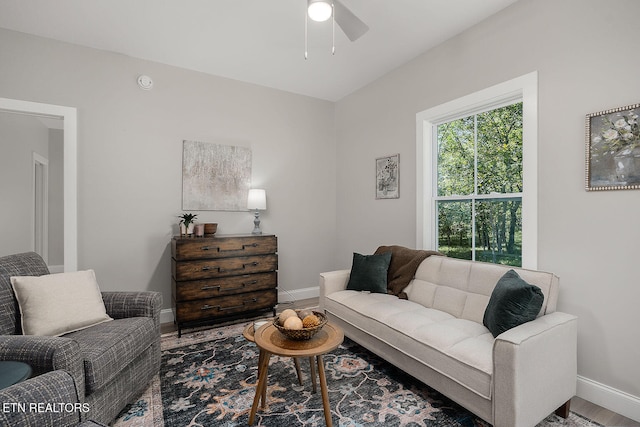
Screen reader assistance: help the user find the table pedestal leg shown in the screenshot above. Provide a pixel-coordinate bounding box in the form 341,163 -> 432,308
309,357 -> 317,393
249,350 -> 271,425
293,357 -> 303,385
316,355 -> 332,427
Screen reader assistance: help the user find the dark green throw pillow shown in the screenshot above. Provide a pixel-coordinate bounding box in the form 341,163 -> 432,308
483,269 -> 544,337
346,252 -> 392,294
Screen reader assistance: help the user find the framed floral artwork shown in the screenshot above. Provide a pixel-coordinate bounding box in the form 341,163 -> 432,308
586,102 -> 640,191
376,154 -> 399,199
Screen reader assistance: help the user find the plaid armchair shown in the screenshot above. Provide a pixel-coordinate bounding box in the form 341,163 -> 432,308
0,252 -> 162,425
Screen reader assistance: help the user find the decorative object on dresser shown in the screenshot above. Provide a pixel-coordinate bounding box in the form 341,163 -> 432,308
171,234 -> 278,337
204,223 -> 218,236
247,189 -> 267,234
178,212 -> 198,236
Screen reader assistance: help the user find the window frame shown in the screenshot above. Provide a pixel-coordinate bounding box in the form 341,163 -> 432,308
416,72 -> 538,269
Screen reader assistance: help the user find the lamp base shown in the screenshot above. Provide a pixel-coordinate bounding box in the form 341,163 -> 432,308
251,210 -> 262,235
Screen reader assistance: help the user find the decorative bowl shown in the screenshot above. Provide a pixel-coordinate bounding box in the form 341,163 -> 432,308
204,223 -> 218,236
273,310 -> 327,341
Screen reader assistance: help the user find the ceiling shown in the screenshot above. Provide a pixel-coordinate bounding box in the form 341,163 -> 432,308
0,0 -> 520,101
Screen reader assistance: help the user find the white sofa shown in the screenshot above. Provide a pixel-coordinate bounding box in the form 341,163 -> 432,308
319,255 -> 577,427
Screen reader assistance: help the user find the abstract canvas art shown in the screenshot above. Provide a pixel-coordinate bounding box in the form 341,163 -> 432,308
182,140 -> 252,210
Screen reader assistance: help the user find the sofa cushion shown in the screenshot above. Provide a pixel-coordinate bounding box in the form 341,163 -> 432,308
63,316 -> 156,394
483,269 -> 544,337
409,256 -> 559,324
346,252 -> 392,293
10,270 -> 113,336
325,290 -> 494,399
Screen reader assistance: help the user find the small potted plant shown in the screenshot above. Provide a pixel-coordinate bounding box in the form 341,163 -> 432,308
178,213 -> 198,236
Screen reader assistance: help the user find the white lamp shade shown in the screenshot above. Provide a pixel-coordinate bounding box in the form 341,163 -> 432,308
247,189 -> 267,210
308,0 -> 332,22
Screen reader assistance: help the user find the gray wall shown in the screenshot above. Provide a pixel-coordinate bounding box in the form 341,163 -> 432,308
0,27 -> 337,311
335,0 -> 640,415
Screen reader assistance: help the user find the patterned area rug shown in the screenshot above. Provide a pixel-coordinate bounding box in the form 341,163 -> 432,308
113,322 -> 601,427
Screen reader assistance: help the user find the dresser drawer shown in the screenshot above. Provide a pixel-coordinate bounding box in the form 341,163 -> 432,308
172,235 -> 277,261
172,254 -> 278,280
173,272 -> 277,301
175,289 -> 277,323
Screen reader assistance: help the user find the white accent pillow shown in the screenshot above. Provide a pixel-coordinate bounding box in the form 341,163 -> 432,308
10,269 -> 113,336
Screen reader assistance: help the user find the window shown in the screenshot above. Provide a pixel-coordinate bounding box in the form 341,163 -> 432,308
435,102 -> 523,266
416,72 -> 538,269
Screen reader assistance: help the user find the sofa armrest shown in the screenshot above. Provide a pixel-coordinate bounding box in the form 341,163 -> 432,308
319,270 -> 350,311
492,311 -> 577,427
101,291 -> 162,332
0,370 -> 83,427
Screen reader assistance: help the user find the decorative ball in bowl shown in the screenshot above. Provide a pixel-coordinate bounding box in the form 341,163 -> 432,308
273,309 -> 327,340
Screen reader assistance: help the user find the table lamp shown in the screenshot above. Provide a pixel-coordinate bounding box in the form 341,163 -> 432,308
247,189 -> 267,234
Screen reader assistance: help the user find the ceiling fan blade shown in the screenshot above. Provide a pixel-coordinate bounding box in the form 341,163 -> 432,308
333,0 -> 369,42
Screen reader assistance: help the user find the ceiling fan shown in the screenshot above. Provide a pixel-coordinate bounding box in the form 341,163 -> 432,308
307,0 -> 369,42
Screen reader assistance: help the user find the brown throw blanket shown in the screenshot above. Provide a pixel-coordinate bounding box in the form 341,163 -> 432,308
374,245 -> 443,299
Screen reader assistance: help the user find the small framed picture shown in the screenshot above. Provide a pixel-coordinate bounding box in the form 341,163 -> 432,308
376,154 -> 399,199
586,103 -> 640,191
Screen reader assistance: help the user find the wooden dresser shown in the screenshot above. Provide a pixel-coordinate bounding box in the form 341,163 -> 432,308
171,234 -> 278,337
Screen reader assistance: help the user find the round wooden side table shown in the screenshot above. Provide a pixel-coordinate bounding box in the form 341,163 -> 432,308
248,322 -> 344,427
243,322 -> 308,407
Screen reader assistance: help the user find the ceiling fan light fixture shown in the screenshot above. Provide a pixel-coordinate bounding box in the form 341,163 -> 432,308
308,0 -> 332,22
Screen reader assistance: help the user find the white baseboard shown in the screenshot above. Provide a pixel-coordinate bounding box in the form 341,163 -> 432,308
277,286 -> 319,303
577,375 -> 640,422
159,286 -> 320,325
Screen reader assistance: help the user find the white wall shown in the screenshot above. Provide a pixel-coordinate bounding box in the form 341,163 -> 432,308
335,0 -> 640,419
0,28 -> 337,312
0,112 -> 49,257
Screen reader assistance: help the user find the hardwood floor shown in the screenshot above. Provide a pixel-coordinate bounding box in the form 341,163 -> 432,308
161,297 -> 639,426
571,396 -> 639,427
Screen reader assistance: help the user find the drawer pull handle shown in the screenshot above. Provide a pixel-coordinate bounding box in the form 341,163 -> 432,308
201,304 -> 219,311
243,280 -> 258,285
202,266 -> 212,271
200,246 -> 217,251
201,285 -> 221,291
